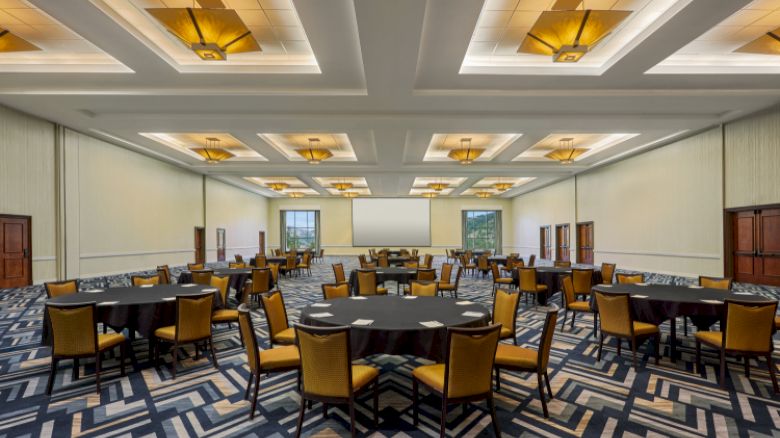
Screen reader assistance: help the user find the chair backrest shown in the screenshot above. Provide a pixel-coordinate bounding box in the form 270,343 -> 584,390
229,262 -> 246,269
47,302 -> 98,356
191,270 -> 213,285
269,263 -> 280,285
255,255 -> 267,268
699,276 -> 733,290
490,263 -> 501,280
356,270 -> 379,295
572,269 -> 593,294
518,267 -> 538,292
600,263 -> 616,284
404,261 -> 419,268
235,254 -> 244,263
45,280 -> 78,298
492,289 -> 520,333
296,324 -> 354,398
416,268 -> 436,281
132,275 -> 160,286
410,280 -> 437,297
594,291 -> 632,337
237,304 -> 261,374
332,263 -> 346,283
156,265 -> 171,284
175,292 -> 214,343
444,325 -> 501,398
411,249 -> 419,257
378,254 -> 389,268
274,248 -> 282,256
400,249 -> 410,257
477,256 -> 489,270
319,249 -> 325,257
260,290 -> 290,339
364,262 -> 377,269
562,275 -> 576,307
723,299 -> 777,352
536,306 -> 559,369
322,283 -> 350,300
301,253 -> 311,267
440,263 -> 453,284
188,263 -> 204,270
528,254 -> 536,267
210,275 -> 230,306
285,255 -> 296,269
616,273 -> 644,284
554,260 -> 571,268
423,254 -> 433,269
514,259 -> 525,268
251,268 -> 272,294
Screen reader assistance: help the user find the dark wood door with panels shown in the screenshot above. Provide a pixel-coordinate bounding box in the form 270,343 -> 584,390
540,226 -> 551,260
555,223 -> 570,262
730,207 -> 780,286
576,222 -> 594,265
0,215 -> 31,288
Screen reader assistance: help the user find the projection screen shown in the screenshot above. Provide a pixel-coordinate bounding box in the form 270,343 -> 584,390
352,198 -> 431,247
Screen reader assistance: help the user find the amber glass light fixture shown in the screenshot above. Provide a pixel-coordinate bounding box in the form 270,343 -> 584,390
447,138 -> 484,165
342,191 -> 359,198
267,182 -> 289,192
519,6 -> 631,63
296,138 -> 332,164
192,137 -> 234,164
146,6 -> 260,61
287,192 -> 305,198
475,191 -> 493,199
427,181 -> 449,192
545,137 -> 587,164
0,28 -> 41,53
493,181 -> 514,192
421,192 -> 438,198
332,181 -> 353,191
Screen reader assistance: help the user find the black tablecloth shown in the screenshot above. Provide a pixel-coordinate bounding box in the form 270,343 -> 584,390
299,296 -> 491,361
348,267 -> 429,294
455,250 -> 488,257
473,255 -> 516,266
42,284 -> 222,345
371,256 -> 410,266
249,256 -> 299,267
512,267 -> 602,305
179,268 -> 254,299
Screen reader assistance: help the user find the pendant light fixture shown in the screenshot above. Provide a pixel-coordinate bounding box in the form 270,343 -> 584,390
332,178 -> 353,191
287,192 -> 305,198
296,138 -> 333,164
342,191 -> 359,198
0,28 -> 41,53
266,182 -> 289,192
192,137 -> 234,164
421,192 -> 438,198
545,137 -> 587,164
493,178 -> 513,192
447,138 -> 484,165
427,178 -> 449,192
475,191 -> 493,199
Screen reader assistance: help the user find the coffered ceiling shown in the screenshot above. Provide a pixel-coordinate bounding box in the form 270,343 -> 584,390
1,0 -> 780,198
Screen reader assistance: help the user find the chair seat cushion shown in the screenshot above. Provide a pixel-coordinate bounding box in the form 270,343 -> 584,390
535,284 -> 548,292
695,330 -> 722,347
259,345 -> 300,370
273,327 -> 297,344
376,287 -> 388,295
494,344 -> 537,369
212,309 -> 239,322
495,278 -> 513,284
568,301 -> 591,312
633,321 -> 659,336
154,325 -> 176,341
412,363 -> 445,392
499,326 -> 514,339
98,333 -> 126,350
352,364 -> 379,391
296,264 -> 308,269
775,316 -> 780,330
438,283 -> 455,290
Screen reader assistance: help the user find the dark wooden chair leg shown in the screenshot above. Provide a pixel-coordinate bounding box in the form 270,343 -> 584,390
412,378 -> 419,425
295,396 -> 306,438
597,333 -> 604,361
120,342 -> 126,377
373,380 -> 379,427
209,337 -> 219,368
695,340 -> 701,373
349,399 -> 357,438
495,367 -> 501,391
654,334 -> 660,365
244,373 -> 252,400
561,310 -> 567,330
744,356 -> 751,379
171,345 -> 178,379
72,358 -> 79,381
571,311 -> 576,329
95,352 -> 102,394
719,348 -> 727,389
487,394 -> 500,436
766,354 -> 779,394
439,398 -> 447,438
46,358 -> 58,395
544,372 -> 553,399
537,373 -> 548,418
251,372 -> 260,419
631,338 -> 638,370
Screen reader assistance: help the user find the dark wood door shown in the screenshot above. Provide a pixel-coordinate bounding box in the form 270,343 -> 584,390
258,231 -> 266,255
732,208 -> 780,286
0,215 -> 31,288
540,226 -> 551,260
216,228 -> 226,262
576,222 -> 594,264
555,224 -> 570,262
758,208 -> 780,285
194,227 -> 205,264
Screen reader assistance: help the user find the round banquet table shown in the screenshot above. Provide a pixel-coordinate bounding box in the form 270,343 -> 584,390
250,256 -> 299,267
299,296 -> 491,361
179,268 -> 259,301
590,283 -> 773,360
512,266 -> 602,305
348,267 -> 431,294
42,284 -> 222,346
472,255 -> 518,266
371,256 -> 410,266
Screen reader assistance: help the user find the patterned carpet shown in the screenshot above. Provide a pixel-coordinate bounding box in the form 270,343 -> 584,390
2,257 -> 780,437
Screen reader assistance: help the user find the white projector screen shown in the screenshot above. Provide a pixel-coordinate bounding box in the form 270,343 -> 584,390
352,198 -> 431,247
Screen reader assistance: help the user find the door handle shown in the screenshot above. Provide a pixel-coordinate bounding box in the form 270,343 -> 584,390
23,248 -> 29,258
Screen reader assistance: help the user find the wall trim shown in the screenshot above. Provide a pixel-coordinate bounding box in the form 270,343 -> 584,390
33,256 -> 56,262
594,249 -> 720,260
80,249 -> 192,259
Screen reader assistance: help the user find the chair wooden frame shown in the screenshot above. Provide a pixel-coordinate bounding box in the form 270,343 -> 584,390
571,268 -> 594,298
191,269 -> 214,285
527,254 -> 536,267
616,273 -> 644,284
356,269 -> 387,296
560,275 -> 596,335
322,283 -> 351,300
517,267 -> 547,307
493,289 -> 520,345
595,291 -> 660,369
259,290 -> 294,348
600,263 -> 616,285
490,263 -> 515,296
131,274 -> 161,286
332,263 -> 347,284
156,265 -> 172,284
438,266 -> 463,298
44,279 -> 79,299
683,275 -> 734,336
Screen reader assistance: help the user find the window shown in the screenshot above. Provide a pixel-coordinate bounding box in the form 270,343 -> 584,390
463,210 -> 502,253
281,210 -> 319,251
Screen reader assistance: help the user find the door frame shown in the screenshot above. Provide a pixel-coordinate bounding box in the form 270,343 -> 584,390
576,221 -> 594,264
0,214 -> 32,287
539,225 -> 551,260
724,203 -> 780,280
555,223 -> 570,262
194,226 -> 206,265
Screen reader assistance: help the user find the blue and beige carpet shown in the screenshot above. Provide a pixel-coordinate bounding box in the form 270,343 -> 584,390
1,257 -> 780,437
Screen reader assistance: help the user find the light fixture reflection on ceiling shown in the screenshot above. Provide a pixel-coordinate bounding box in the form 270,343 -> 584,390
475,191 -> 493,199
735,28 -> 780,56
447,138 -> 484,165
0,28 -> 41,53
146,6 -> 261,61
191,137 -> 234,164
296,138 -> 333,164
421,192 -> 438,198
342,191 -> 359,198
545,137 -> 587,164
287,192 -> 305,198
519,5 -> 631,63
267,182 -> 289,191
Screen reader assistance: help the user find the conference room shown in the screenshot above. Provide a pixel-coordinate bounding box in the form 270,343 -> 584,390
2,0 -> 780,436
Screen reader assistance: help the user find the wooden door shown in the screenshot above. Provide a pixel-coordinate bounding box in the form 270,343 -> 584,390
0,215 -> 31,288
258,231 -> 266,255
216,228 -> 226,262
731,208 -> 780,286
540,226 -> 551,260
758,208 -> 780,285
555,224 -> 570,262
194,227 -> 205,264
576,222 -> 594,264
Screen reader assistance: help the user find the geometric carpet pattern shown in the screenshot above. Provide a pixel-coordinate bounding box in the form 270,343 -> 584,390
2,257 -> 780,437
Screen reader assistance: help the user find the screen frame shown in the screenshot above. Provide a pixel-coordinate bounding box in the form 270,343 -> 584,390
350,198 -> 432,247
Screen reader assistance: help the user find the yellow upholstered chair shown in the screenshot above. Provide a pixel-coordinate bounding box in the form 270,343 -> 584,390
411,249 -> 419,258
491,263 -> 515,296
281,254 -> 298,277
460,255 -> 476,276
255,255 -> 267,268
364,262 -> 377,269
131,275 -> 160,286
595,291 -> 660,369
314,248 -> 325,263
409,280 -> 438,297
695,299 -> 778,392
412,325 -> 502,437
356,270 -> 388,296
358,254 -> 368,268
238,304 -> 300,419
157,265 -> 172,284
477,255 -> 490,278
234,254 -> 244,263
527,254 -> 536,267
188,263 -> 204,270
439,263 -> 453,286
493,289 -> 520,344
332,263 -> 347,284
269,263 -> 280,289
259,290 -> 296,348
494,306 -> 558,418
378,254 -> 390,268
422,254 -> 434,269
297,252 -> 312,276
294,324 -> 379,437
229,262 -> 247,269
616,273 -> 644,284
45,280 -> 79,298
699,276 -> 733,290
404,268 -> 436,293
322,283 -> 350,300
211,275 -> 240,334
571,269 -> 594,298
244,268 -> 273,307
554,260 -> 571,268
439,266 -> 463,298
404,261 -> 419,269
518,267 -> 547,306
45,302 -> 127,395
153,291 -> 217,379
501,256 -> 516,275
191,270 -> 213,286
561,275 -> 595,334
601,263 -> 616,285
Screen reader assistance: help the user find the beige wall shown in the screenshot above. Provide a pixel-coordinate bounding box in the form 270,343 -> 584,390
205,178 -> 268,262
0,105 -> 57,283
268,196 -> 514,256
510,179 -> 576,262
